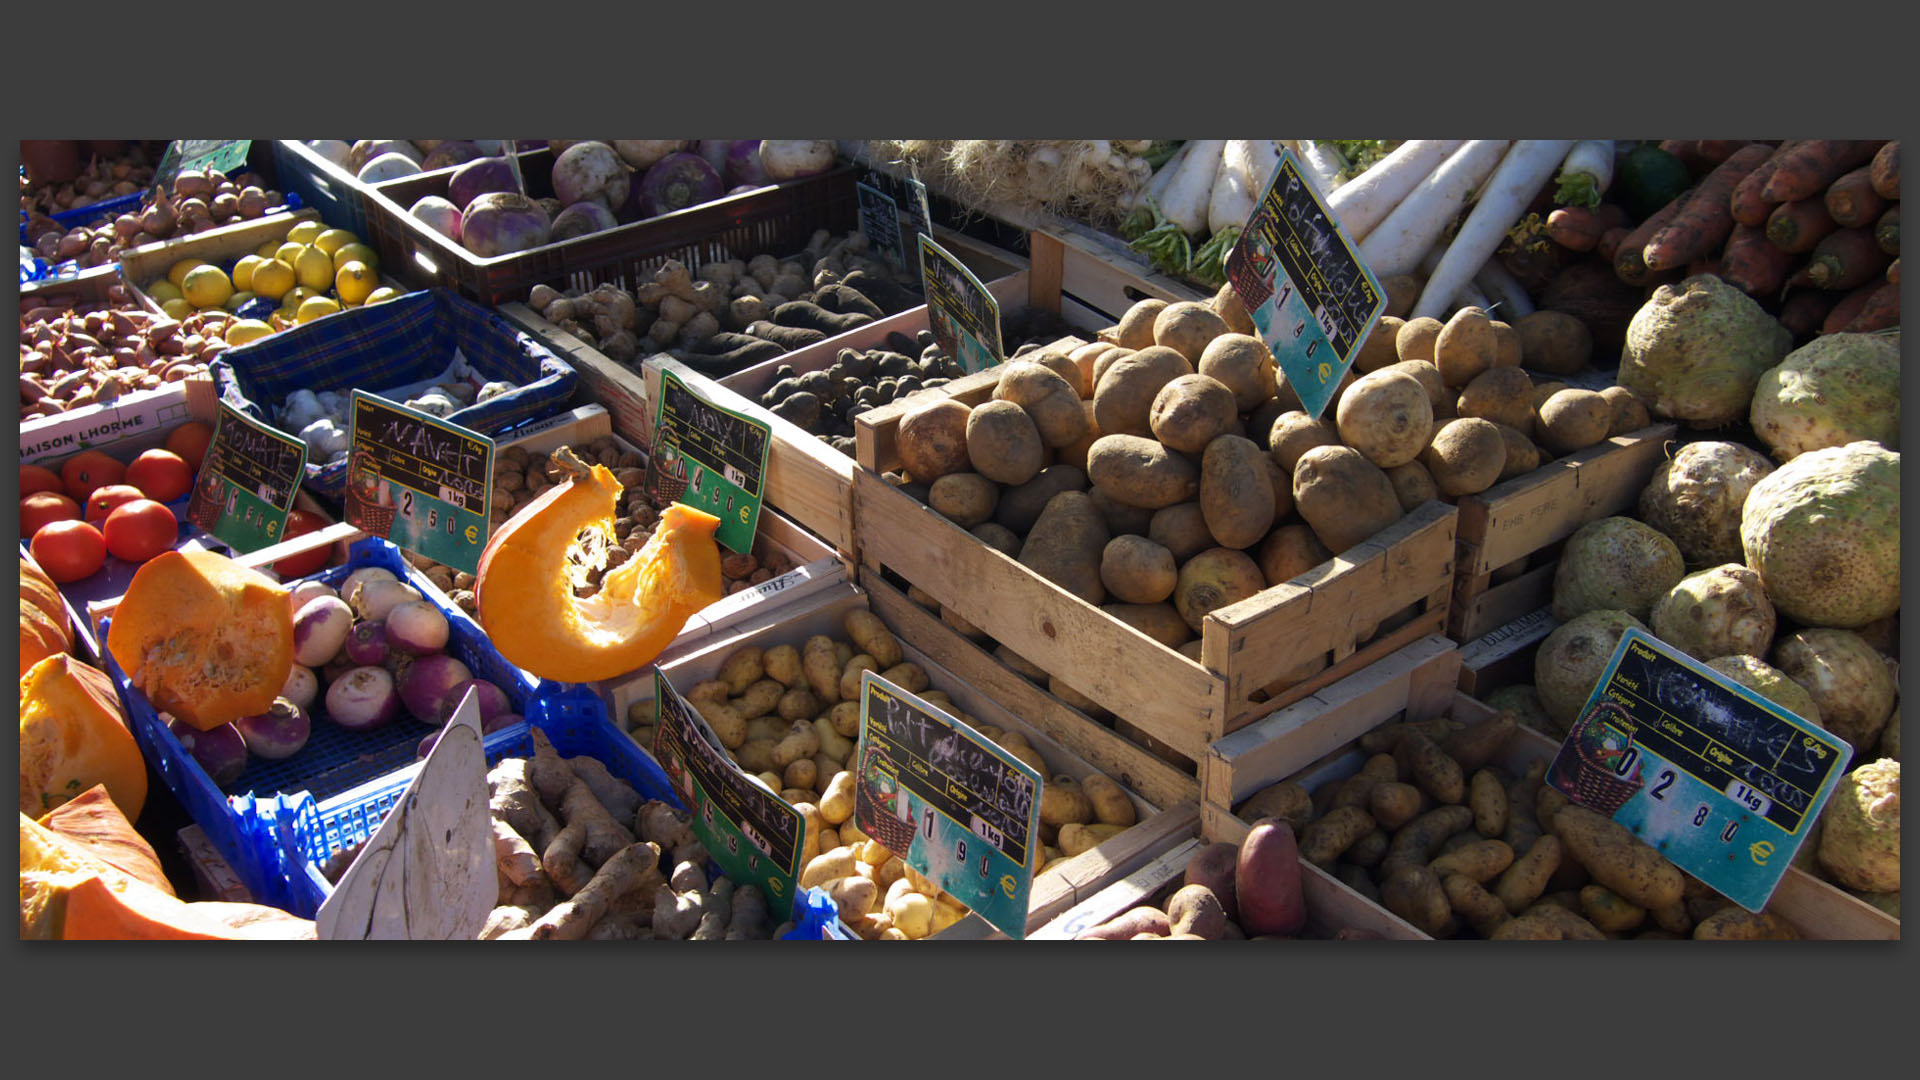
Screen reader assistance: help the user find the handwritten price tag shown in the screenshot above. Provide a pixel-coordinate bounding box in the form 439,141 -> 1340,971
344,391 -> 494,575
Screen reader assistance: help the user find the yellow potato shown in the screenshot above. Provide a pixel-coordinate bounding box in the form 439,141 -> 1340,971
800,846 -> 858,890
1081,773 -> 1137,827
819,771 -> 855,825
844,610 -> 903,669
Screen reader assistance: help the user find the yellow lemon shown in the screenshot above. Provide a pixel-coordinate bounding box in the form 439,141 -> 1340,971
250,259 -> 296,301
223,290 -> 258,312
331,242 -> 379,273
313,229 -> 359,257
146,280 -> 184,305
282,286 -> 319,310
286,220 -> 325,246
226,319 -> 275,346
275,241 -> 306,266
182,265 -> 235,310
161,297 -> 194,320
296,296 -> 343,324
167,258 -> 211,288
232,255 -> 264,292
294,245 -> 336,292
256,239 -> 283,260
334,261 -> 377,306
363,286 -> 403,305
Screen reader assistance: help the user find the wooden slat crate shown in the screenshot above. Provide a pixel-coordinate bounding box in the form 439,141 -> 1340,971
1448,423 -> 1679,642
1455,607 -> 1557,698
1199,636 -> 1900,941
610,579 -> 1195,938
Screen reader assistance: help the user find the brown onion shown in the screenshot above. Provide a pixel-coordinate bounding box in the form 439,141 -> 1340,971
174,170 -> 214,199
210,193 -> 240,220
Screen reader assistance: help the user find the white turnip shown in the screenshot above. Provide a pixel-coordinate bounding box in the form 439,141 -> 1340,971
385,599 -> 450,656
347,576 -> 422,623
358,153 -> 423,184
612,141 -> 690,170
759,140 -> 836,181
281,664 -> 319,711
309,140 -> 354,168
292,595 -> 354,667
551,141 -> 631,212
327,666 -> 401,731
410,195 -> 464,243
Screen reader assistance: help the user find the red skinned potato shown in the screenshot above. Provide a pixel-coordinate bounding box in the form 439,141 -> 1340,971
1074,906 -> 1172,940
1236,817 -> 1307,936
1183,841 -> 1241,923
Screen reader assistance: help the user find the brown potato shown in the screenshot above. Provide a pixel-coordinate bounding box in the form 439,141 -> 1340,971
1513,310 -> 1592,375
1017,491 -> 1110,604
1112,299 -> 1167,351
1056,399 -> 1102,471
1149,373 -> 1239,454
970,522 -> 1022,557
1022,347 -> 1086,399
1380,274 -> 1423,319
1173,547 -> 1267,632
1256,523 -> 1332,586
995,360 -> 1087,448
1454,367 -> 1535,432
1088,487 -> 1153,537
1421,417 -> 1506,497
1434,307 -> 1497,388
1355,316 -> 1404,372
1599,385 -> 1652,436
928,472 -> 999,528
1385,460 -> 1440,512
1382,359 -> 1453,420
1535,389 -> 1613,455
993,464 -> 1089,535
1200,435 -> 1277,550
1068,342 -> 1116,397
1335,369 -> 1435,469
964,400 -> 1044,486
1090,347 -> 1136,391
897,397 -> 972,483
1101,602 -> 1193,648
1197,333 -> 1278,411
1153,301 -> 1230,365
1093,346 -> 1192,439
1267,411 -> 1341,471
1291,444 -> 1404,554
1209,282 -> 1257,336
1147,501 -> 1215,562
1263,456 -> 1296,522
1086,434 -> 1201,510
1489,320 -> 1522,369
1100,535 -> 1178,604
1491,422 -> 1541,480
1395,316 -> 1444,364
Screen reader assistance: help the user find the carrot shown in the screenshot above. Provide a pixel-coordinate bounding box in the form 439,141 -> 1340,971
1614,193 -> 1689,285
1760,140 -> 1889,203
1693,140 -> 1756,166
1641,144 -> 1774,271
1547,206 -> 1606,251
1824,165 -> 1886,229
1659,139 -> 1710,175
1875,205 -> 1899,256
1869,141 -> 1899,201
1840,282 -> 1898,334
1765,197 -> 1840,253
1777,289 -> 1842,339
1821,281 -> 1882,334
1597,226 -> 1632,263
1805,227 -> 1892,291
1717,223 -> 1795,297
1729,141 -> 1803,226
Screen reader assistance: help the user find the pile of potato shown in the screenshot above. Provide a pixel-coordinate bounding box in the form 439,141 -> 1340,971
20,295 -> 216,419
626,607 -> 1141,939
1234,710 -> 1804,939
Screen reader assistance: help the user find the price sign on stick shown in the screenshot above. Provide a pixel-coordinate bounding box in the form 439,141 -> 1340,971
1544,628 -> 1853,912
920,235 -> 1003,374
187,401 -> 308,552
856,181 -> 909,278
652,669 -> 805,910
345,391 -> 494,575
648,365 -> 771,555
1226,146 -> 1387,420
854,670 -> 1043,939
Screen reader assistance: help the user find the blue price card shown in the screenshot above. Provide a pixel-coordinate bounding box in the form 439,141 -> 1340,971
1545,628 -> 1854,912
1225,147 -> 1386,420
855,669 -> 1042,939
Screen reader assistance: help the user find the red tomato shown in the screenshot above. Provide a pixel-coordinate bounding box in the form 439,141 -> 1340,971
59,450 -> 126,505
273,510 -> 333,579
86,483 -> 148,524
30,519 -> 108,583
20,464 -> 65,498
125,449 -> 193,503
21,491 -> 80,539
165,421 -> 215,473
103,499 -> 179,563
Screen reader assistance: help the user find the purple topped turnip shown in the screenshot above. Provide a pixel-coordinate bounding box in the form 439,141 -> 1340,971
694,140 -> 735,176
398,654 -> 473,723
237,698 -> 312,761
550,201 -> 619,241
759,140 -> 836,181
344,619 -> 390,667
171,717 -> 248,787
287,578 -> 337,617
638,153 -> 723,217
462,192 -> 551,256
327,666 -> 402,731
418,711 -> 520,759
386,599 -> 450,656
410,195 -> 464,243
447,156 -> 522,211
434,678 -> 513,726
421,140 -> 485,171
282,664 -> 319,711
725,140 -> 768,187
347,576 -> 421,623
612,140 -> 689,170
293,595 -> 354,667
552,141 -> 631,212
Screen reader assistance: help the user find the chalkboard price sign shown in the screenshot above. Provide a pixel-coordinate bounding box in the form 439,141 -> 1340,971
186,400 -> 309,552
648,366 -> 771,555
344,390 -> 494,575
919,236 -> 1003,375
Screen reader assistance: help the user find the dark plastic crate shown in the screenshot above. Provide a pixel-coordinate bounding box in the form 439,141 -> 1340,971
363,157 -> 860,305
269,140 -> 370,236
98,536 -> 552,908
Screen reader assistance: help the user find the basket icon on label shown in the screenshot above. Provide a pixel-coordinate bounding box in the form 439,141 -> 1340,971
857,747 -> 917,854
1555,702 -> 1645,817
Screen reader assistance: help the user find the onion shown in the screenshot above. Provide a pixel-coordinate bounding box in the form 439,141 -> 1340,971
344,619 -> 390,666
410,195 -> 464,243
386,599 -> 450,656
637,153 -> 723,217
281,664 -> 319,711
549,201 -> 618,241
421,140 -> 484,172
292,595 -> 355,667
447,156 -> 521,211
237,698 -> 311,760
326,666 -> 401,731
725,140 -> 768,187
461,192 -> 550,257
348,577 -> 421,623
170,718 -> 249,787
552,142 -> 631,212
434,678 -> 513,726
398,654 -> 473,723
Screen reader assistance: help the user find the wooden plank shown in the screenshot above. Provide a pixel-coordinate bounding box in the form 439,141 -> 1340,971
1027,230 -> 1066,315
1042,222 -> 1211,317
1449,561 -> 1557,642
862,565 -> 1200,811
1456,423 -> 1678,577
1021,802 -> 1201,932
1028,837 -> 1204,940
179,825 -> 252,903
1456,608 -> 1557,697
500,302 -> 659,452
853,366 -> 999,477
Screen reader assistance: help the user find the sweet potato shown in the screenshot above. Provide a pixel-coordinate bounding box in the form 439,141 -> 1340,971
1075,905 -> 1170,940
1236,817 -> 1307,936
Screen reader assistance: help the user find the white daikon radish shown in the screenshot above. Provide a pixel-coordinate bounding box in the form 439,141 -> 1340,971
1160,140 -> 1227,237
1473,258 -> 1536,319
1358,140 -> 1511,279
1327,139 -> 1466,243
1554,140 -> 1616,207
1411,140 -> 1575,320
1207,139 -> 1283,235
1415,247 -> 1492,314
1296,141 -> 1347,197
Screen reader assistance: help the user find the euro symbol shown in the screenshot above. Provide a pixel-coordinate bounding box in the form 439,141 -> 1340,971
465,525 -> 479,544
1749,840 -> 1774,865
1001,874 -> 1018,899
1317,362 -> 1332,381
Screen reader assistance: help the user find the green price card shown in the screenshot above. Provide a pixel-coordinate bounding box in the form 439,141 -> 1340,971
648,366 -> 771,555
186,400 -> 308,552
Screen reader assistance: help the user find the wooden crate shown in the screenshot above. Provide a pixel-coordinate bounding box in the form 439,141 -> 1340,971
1199,636 -> 1900,941
1025,223 -> 1211,324
612,579 -> 1199,938
1448,423 -> 1678,642
118,208 -> 324,298
179,825 -> 253,903
1455,607 -> 1557,698
851,361 -> 1459,764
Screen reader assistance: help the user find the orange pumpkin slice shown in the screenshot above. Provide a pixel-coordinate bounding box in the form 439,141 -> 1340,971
475,448 -> 723,683
20,654 -> 149,820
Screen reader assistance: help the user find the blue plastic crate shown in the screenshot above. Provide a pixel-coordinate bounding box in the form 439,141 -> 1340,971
208,287 -> 577,503
270,141 -> 370,236
98,535 -> 553,907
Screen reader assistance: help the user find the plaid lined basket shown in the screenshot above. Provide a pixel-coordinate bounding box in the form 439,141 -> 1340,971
208,288 -> 577,503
